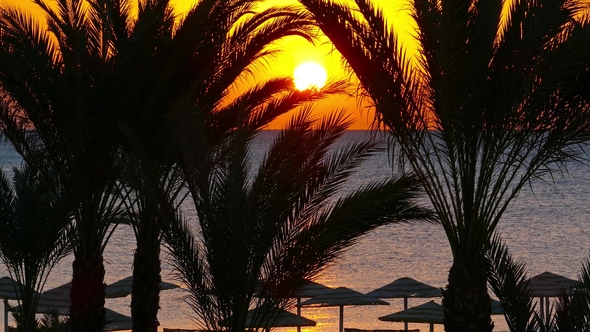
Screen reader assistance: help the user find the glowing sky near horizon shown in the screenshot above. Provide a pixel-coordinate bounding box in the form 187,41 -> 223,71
0,0 -> 417,129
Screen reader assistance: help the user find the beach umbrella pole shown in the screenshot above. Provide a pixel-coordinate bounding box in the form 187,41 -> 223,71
339,305 -> 344,332
4,299 -> 7,332
404,298 -> 408,331
539,297 -> 545,323
297,298 -> 302,332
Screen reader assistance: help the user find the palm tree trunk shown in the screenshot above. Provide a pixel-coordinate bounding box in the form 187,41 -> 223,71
16,286 -> 38,332
70,255 -> 106,332
443,257 -> 494,332
131,212 -> 161,332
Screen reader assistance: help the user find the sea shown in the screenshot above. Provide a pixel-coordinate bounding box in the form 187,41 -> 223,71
1,130 -> 590,332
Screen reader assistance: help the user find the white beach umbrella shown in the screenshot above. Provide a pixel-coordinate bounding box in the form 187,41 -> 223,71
299,286 -> 388,332
366,277 -> 442,331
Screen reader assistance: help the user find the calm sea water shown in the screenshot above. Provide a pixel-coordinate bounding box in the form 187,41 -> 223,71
1,131 -> 590,332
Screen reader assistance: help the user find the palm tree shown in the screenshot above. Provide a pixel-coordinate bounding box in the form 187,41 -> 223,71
297,0 -> 590,331
553,254 -> 590,331
163,108 -> 434,332
0,0 -> 336,330
99,0 -> 341,330
0,1 -> 133,330
0,165 -> 72,332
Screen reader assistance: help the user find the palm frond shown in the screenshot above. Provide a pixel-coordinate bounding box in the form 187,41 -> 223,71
486,234 -> 539,332
0,165 -> 72,331
167,105 -> 433,330
298,0 -> 590,330
267,174 -> 433,286
162,209 -> 215,331
553,253 -> 590,331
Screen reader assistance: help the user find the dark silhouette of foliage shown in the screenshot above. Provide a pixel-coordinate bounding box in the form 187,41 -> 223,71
163,109 -> 435,332
297,0 -> 590,331
0,165 -> 72,332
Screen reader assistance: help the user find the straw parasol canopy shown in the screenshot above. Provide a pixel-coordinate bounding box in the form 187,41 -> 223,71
296,279 -> 333,298
0,277 -> 30,301
528,271 -> 580,321
30,276 -> 179,318
219,305 -> 316,331
366,277 -> 441,300
106,276 -> 179,298
528,271 -> 580,297
299,286 -> 388,332
103,308 -> 133,331
17,304 -> 131,332
34,275 -> 179,313
366,277 -> 442,331
291,279 -> 331,332
0,276 -> 41,332
379,300 -> 504,332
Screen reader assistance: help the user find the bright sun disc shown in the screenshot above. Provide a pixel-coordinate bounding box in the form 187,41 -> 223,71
293,62 -> 327,91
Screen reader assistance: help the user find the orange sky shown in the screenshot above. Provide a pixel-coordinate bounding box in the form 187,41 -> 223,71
0,0 -> 416,129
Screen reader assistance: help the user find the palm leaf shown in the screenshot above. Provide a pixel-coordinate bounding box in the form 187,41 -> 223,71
298,0 -> 590,330
553,253 -> 590,331
165,108 -> 433,331
486,234 -> 539,332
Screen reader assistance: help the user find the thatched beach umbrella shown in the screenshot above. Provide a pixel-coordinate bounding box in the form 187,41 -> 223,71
0,277 -> 28,300
30,276 -> 178,326
219,305 -> 316,331
528,271 -> 580,321
106,276 -> 179,298
16,300 -> 131,332
102,309 -> 134,331
257,279 -> 331,332
366,277 -> 441,300
379,300 -> 503,332
35,276 -> 179,313
379,300 -> 443,332
299,286 -> 388,332
529,271 -> 580,297
366,277 -> 441,331
0,276 -> 40,332
296,279 -> 333,298
293,280 -> 331,332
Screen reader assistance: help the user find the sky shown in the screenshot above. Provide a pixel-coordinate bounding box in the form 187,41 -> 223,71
0,0 -> 417,130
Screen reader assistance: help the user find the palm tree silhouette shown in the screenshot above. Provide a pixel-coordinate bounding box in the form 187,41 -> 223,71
297,0 -> 590,331
0,166 -> 71,332
0,0 -> 347,331
107,1 -> 346,331
0,0 -> 130,329
164,108 -> 434,332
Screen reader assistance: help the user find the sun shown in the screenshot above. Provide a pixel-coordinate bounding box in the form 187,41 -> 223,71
293,61 -> 328,91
